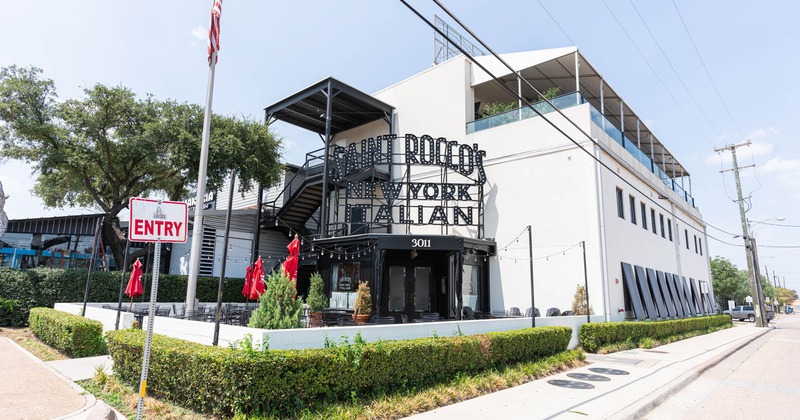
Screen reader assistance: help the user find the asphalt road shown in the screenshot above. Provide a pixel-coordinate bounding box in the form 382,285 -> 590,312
646,315 -> 800,418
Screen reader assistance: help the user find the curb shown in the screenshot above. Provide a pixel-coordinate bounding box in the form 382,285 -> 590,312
2,337 -> 98,419
614,327 -> 772,419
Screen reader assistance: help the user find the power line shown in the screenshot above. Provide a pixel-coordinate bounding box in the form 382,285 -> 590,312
535,0 -> 576,45
410,0 -> 709,240
599,0 -> 716,148
411,1 -> 800,254
627,0 -> 722,138
671,0 -> 746,139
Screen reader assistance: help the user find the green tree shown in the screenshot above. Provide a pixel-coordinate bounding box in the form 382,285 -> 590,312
305,272 -> 327,312
248,271 -> 303,329
710,256 -> 749,305
571,284 -> 591,315
0,66 -> 283,267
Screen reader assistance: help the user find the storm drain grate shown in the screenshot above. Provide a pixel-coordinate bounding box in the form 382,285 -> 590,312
588,367 -> 630,375
567,372 -> 611,382
547,379 -> 595,389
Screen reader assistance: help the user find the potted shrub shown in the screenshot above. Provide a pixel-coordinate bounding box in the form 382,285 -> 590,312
352,281 -> 372,324
306,272 -> 327,327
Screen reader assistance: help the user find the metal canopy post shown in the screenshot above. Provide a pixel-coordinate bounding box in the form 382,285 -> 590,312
320,80 -> 333,238
528,225 -> 535,328
114,237 -> 131,330
213,170 -> 236,346
81,217 -> 103,317
575,51 -> 580,105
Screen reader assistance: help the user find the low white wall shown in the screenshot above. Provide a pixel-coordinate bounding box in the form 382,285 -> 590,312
57,302 -> 603,350
55,302 -> 136,331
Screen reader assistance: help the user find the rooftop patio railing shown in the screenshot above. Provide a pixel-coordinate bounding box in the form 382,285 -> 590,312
466,91 -> 695,207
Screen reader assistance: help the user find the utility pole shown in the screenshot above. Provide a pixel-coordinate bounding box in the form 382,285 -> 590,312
716,140 -> 765,327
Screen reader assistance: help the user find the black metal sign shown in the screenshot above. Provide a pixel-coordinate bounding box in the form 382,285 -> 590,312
331,134 -> 486,229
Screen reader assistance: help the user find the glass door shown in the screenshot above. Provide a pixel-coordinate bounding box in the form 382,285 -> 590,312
386,263 -> 433,321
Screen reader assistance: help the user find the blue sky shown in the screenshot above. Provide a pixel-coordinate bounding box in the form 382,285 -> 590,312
1,0 -> 799,290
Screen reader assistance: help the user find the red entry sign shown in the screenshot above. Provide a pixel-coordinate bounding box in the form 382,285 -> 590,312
129,197 -> 188,243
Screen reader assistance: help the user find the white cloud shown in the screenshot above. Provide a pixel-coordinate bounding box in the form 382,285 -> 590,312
190,25 -> 206,41
748,126 -> 778,140
760,157 -> 800,175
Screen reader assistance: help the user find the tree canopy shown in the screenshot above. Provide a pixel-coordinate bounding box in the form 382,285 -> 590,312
0,65 -> 283,267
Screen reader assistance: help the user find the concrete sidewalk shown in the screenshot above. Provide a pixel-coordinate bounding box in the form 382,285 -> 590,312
0,338 -> 121,420
408,321 -> 772,419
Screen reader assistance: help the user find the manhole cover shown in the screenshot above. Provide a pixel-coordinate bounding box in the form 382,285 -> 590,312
567,372 -> 611,381
547,379 -> 595,389
588,367 -> 629,375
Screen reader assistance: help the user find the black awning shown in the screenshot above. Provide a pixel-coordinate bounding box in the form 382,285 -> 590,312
264,77 -> 394,135
7,213 -> 106,236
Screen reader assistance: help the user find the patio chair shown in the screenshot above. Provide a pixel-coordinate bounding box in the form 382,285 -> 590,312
492,309 -> 507,318
421,312 -> 440,320
546,307 -> 561,317
561,310 -> 575,316
155,306 -> 171,317
102,304 -> 114,310
401,314 -> 409,324
524,307 -> 540,317
462,306 -> 476,320
373,316 -> 396,324
172,304 -> 185,318
508,307 -> 522,317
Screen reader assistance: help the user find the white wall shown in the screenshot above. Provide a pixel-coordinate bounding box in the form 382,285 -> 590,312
211,230 -> 253,278
63,300 -> 602,350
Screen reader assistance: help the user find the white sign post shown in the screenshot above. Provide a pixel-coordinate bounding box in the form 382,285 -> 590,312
129,198 -> 187,420
746,295 -> 753,304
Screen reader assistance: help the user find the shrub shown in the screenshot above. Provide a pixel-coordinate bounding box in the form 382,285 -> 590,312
579,315 -> 732,353
0,267 -> 246,326
354,281 -> 371,316
106,325 -> 572,417
248,271 -> 302,330
305,272 -> 327,312
0,295 -> 26,327
29,307 -> 105,357
571,284 -> 590,315
482,101 -> 516,117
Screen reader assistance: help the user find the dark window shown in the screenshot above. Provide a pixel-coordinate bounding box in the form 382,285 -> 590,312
616,188 -> 624,219
641,203 -> 648,230
659,214 -> 665,238
629,195 -> 637,224
651,209 -> 657,234
668,219 -> 673,241
699,238 -> 703,255
694,235 -> 699,253
685,229 -> 690,249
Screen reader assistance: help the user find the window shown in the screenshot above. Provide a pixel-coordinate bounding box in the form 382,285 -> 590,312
685,229 -> 690,249
667,219 -> 673,241
659,214 -> 665,238
699,238 -> 703,255
462,265 -> 483,312
330,262 -> 361,309
694,235 -> 699,253
641,203 -> 647,230
616,188 -> 624,219
651,209 -> 657,234
629,195 -> 637,224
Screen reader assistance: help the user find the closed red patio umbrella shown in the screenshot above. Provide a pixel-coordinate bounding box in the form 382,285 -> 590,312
242,264 -> 253,298
249,256 -> 265,300
124,259 -> 143,309
282,235 -> 300,283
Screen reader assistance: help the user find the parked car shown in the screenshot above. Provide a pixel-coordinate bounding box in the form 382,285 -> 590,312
728,305 -> 774,322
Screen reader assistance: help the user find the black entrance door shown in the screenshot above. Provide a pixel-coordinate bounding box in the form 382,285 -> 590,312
386,261 -> 435,322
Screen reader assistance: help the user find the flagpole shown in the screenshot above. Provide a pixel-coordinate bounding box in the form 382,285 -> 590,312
185,50 -> 217,319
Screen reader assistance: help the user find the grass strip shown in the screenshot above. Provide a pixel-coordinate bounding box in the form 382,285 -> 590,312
595,323 -> 732,354
260,349 -> 586,419
0,327 -> 70,361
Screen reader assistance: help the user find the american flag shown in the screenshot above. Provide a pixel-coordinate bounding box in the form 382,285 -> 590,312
207,0 -> 223,65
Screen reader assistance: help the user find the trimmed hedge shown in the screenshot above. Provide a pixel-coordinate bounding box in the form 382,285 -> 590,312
0,267 -> 246,326
579,315 -> 732,352
29,307 -> 105,357
106,326 -> 572,416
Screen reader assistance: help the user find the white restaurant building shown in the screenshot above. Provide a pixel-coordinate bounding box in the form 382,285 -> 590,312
177,46 -> 714,323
